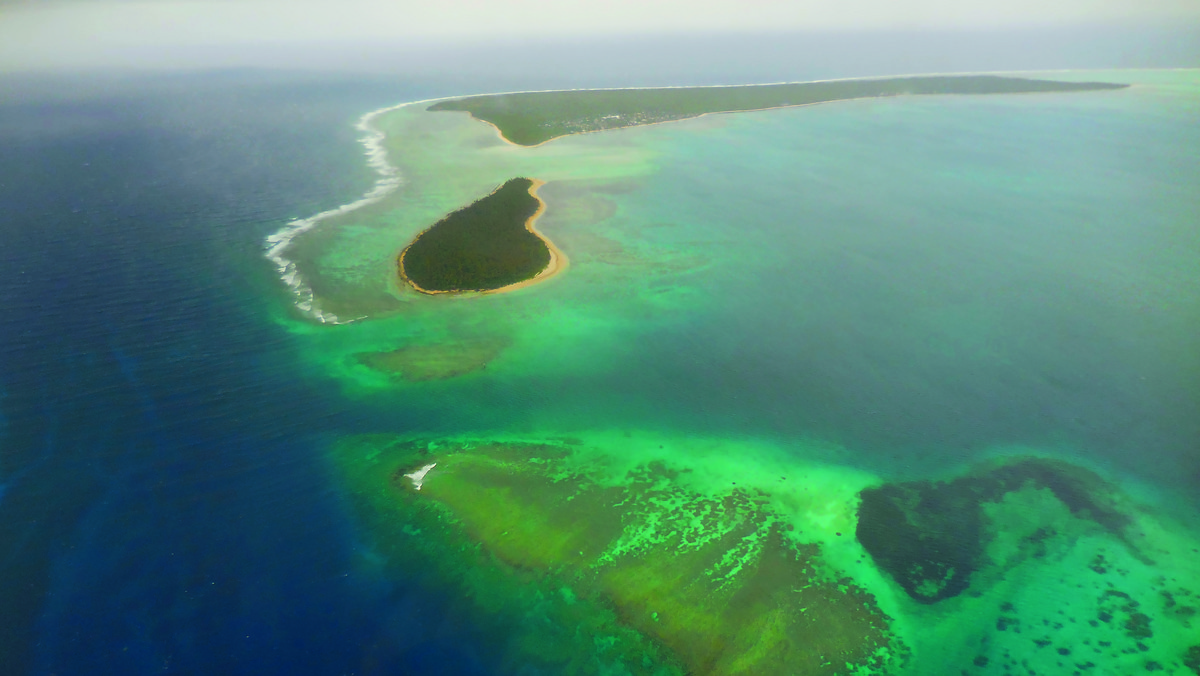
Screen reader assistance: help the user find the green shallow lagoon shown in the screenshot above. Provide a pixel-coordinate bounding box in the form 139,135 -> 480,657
280,71 -> 1200,674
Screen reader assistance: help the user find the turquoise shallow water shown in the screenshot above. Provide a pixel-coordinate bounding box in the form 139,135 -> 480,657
282,70 -> 1200,674
3,69 -> 1196,675
611,80 -> 1200,481
292,70 -> 1199,489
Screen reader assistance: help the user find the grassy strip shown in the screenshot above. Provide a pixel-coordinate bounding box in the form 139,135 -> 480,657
429,75 -> 1128,146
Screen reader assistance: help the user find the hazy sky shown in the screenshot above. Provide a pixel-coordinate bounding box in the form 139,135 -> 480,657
1,0 -> 1198,72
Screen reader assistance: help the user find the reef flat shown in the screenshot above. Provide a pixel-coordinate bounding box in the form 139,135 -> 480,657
399,177 -> 563,294
355,337 -> 510,381
333,433 -> 1200,675
334,434 -> 904,675
427,75 -> 1129,146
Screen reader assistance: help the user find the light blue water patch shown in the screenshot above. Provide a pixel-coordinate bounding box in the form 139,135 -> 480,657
573,76 -> 1200,484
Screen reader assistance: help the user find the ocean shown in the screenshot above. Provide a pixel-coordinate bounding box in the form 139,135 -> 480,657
1,68 -> 1197,675
0,71 -> 497,675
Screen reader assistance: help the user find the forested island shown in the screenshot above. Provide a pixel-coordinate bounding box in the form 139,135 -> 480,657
429,75 -> 1128,146
399,177 -> 561,294
398,75 -> 1128,297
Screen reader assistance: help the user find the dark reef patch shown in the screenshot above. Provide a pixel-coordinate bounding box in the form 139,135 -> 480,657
1184,645 -> 1200,675
355,337 -> 509,381
400,177 -> 551,293
856,458 -> 1134,604
1098,590 -> 1155,641
856,475 -> 983,603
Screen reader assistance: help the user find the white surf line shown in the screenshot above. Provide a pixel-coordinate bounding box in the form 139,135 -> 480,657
268,69 -> 1126,324
263,97 -> 445,324
403,463 -> 437,490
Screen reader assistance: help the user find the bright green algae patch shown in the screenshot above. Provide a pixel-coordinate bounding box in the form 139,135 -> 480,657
400,177 -> 551,293
427,76 -> 1129,146
332,434 -> 1200,675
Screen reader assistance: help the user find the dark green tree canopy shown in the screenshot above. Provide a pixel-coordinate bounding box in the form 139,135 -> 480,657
401,178 -> 551,293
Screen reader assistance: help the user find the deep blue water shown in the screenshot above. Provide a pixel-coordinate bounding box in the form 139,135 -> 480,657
0,72 -> 500,676
3,68 -> 1198,676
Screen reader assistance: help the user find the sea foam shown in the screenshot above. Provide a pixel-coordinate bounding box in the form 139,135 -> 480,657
264,99 -> 438,324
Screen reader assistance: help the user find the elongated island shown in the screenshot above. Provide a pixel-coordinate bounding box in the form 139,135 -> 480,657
391,75 -> 1128,299
399,177 -> 565,294
428,74 -> 1129,146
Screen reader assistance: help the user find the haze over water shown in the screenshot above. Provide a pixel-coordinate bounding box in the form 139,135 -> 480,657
1,65 -> 1198,675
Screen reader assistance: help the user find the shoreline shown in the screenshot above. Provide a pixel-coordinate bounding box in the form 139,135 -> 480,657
263,96 -> 448,324
398,178 -> 568,296
469,82 -> 1134,149
266,68 -> 1154,321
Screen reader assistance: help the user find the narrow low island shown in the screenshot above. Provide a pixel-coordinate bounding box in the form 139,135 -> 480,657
399,177 -> 564,294
428,74 -> 1129,146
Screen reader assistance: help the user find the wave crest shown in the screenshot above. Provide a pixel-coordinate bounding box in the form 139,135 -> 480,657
264,100 -> 425,324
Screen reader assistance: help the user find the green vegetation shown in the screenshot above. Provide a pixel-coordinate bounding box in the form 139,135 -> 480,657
429,75 -> 1128,146
400,177 -> 550,293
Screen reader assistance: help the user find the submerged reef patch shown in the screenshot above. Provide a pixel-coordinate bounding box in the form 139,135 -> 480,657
335,436 -> 1200,674
856,458 -> 1137,604
335,436 -> 905,675
355,337 -> 509,381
